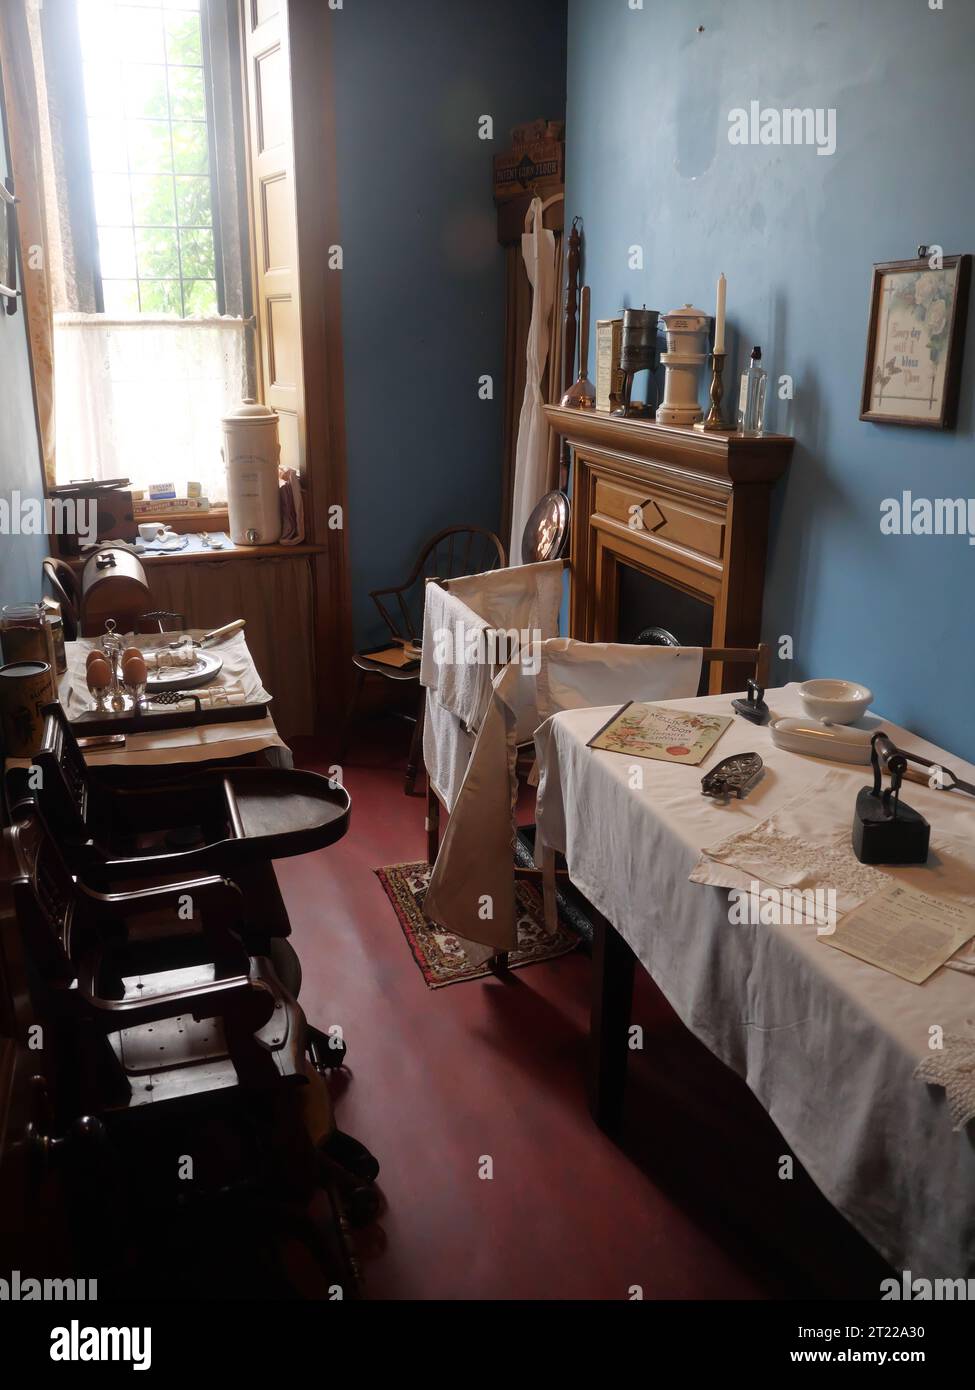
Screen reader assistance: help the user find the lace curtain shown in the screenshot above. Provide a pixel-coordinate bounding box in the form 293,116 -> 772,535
53,313 -> 245,502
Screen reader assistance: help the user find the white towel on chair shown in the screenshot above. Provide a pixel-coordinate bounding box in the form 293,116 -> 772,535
419,583 -> 495,733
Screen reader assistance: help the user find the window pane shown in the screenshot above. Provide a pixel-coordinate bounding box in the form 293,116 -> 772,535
78,1 -> 121,63
130,174 -> 177,226
136,227 -> 180,279
93,173 -> 133,226
83,62 -> 123,120
172,121 -> 208,175
140,280 -> 183,315
182,280 -> 217,317
124,64 -> 170,120
180,227 -> 214,279
175,175 -> 211,227
98,226 -> 137,279
168,66 -> 205,121
88,118 -> 128,173
101,280 -> 141,314
128,120 -> 174,174
118,6 -> 165,63
80,0 -> 219,322
164,13 -> 202,66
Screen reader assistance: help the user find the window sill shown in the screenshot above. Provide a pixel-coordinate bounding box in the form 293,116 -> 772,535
66,540 -> 327,572
133,507 -> 230,534
136,541 -> 326,565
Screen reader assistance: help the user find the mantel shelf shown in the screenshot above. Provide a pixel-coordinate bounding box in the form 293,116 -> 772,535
543,404 -> 794,486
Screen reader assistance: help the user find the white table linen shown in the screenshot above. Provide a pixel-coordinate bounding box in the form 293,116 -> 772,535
534,681 -> 975,1279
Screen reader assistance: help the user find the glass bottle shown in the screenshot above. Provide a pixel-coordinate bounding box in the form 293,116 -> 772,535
737,346 -> 768,436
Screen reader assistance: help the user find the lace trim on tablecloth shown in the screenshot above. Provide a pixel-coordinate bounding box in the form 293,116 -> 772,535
915,1025 -> 975,1131
703,824 -> 890,902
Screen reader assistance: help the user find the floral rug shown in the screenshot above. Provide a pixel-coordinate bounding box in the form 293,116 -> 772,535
375,860 -> 580,988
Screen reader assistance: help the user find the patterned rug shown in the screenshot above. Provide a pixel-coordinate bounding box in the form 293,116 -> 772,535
375,861 -> 580,988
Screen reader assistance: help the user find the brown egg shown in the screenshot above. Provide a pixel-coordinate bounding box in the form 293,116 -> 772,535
122,654 -> 147,686
86,656 -> 112,691
86,647 -> 109,669
121,646 -> 143,665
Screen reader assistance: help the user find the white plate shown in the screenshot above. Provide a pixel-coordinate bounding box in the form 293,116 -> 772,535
146,648 -> 223,692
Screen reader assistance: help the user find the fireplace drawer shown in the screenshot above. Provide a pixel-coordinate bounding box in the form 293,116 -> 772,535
592,480 -> 725,560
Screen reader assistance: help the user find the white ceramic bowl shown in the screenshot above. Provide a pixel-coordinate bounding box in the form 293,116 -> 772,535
798,679 -> 873,725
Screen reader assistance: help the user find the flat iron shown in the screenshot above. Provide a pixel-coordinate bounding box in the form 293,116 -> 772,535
853,732 -> 930,865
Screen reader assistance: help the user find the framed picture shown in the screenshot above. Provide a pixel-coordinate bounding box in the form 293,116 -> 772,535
0,177 -> 18,312
860,253 -> 971,429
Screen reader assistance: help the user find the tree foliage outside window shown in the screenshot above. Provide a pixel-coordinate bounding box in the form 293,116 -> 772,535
79,0 -> 220,317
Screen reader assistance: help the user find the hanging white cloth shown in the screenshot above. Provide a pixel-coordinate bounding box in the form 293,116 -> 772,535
508,197 -> 556,562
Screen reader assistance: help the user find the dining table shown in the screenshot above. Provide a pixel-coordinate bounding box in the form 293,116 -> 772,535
534,681 -> 975,1280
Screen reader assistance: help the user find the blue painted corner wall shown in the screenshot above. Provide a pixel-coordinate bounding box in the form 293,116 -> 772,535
566,0 -> 975,758
333,0 -> 567,648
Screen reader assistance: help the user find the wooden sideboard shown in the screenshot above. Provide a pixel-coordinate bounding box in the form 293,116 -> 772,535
543,406 -> 794,692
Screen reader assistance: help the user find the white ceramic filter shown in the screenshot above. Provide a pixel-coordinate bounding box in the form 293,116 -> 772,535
223,400 -> 282,545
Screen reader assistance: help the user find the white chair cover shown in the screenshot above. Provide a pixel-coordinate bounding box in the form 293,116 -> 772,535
420,559 -> 563,811
422,639 -> 703,954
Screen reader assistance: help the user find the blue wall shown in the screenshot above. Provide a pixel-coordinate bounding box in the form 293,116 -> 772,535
566,0 -> 975,758
0,91 -> 47,611
333,0 -> 567,646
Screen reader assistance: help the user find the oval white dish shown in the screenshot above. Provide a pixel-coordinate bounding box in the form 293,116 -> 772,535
770,716 -> 874,764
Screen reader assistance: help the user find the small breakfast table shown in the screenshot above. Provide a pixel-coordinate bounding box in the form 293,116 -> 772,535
534,682 -> 975,1280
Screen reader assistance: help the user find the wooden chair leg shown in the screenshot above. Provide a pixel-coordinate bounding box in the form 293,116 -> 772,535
489,951 -> 509,973
426,782 -> 440,865
404,685 -> 425,796
340,667 -> 366,761
541,843 -> 558,933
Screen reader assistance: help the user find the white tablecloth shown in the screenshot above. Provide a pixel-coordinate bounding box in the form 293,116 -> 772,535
534,682 -> 975,1279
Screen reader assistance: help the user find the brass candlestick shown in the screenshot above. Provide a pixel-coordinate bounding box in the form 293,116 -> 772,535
694,350 -> 727,431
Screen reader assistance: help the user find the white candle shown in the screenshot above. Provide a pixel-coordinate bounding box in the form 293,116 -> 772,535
714,273 -> 727,354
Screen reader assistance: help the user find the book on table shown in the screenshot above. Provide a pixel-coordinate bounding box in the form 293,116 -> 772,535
587,702 -> 732,765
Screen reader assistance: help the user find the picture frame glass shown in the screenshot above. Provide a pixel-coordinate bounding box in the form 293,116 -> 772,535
866,262 -> 959,424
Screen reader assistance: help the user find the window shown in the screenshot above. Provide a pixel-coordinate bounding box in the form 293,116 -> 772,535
79,0 -> 220,317
36,0 -> 255,504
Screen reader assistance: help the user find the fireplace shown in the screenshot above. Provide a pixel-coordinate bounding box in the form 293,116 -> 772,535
543,405 -> 794,693
617,564 -> 713,694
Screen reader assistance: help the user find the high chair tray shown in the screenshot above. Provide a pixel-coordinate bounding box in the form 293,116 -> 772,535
68,694 -> 273,736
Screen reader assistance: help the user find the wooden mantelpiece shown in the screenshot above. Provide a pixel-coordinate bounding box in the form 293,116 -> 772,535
543,405 -> 794,692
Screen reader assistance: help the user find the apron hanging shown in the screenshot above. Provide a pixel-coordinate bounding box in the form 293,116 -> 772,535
508,196 -> 556,563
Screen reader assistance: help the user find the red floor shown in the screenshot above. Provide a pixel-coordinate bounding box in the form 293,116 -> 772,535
281,718 -> 890,1301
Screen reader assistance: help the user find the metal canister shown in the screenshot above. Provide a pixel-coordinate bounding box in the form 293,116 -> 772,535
0,661 -> 54,758
43,600 -> 67,675
620,307 -> 658,372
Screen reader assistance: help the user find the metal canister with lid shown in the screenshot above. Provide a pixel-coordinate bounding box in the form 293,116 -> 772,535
0,661 -> 54,758
0,604 -> 57,700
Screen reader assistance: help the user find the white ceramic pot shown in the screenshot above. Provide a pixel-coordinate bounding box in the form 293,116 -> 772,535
798,679 -> 873,725
223,400 -> 282,546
